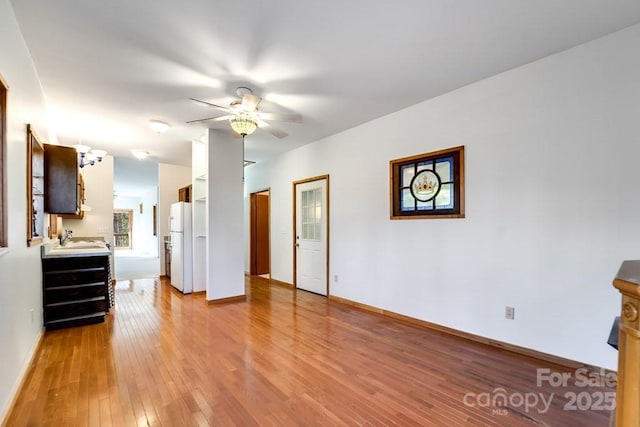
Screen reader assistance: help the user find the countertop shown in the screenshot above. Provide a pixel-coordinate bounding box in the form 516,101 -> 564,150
41,240 -> 111,258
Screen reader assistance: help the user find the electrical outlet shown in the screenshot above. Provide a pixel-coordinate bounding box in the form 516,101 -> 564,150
505,306 -> 515,320
30,309 -> 34,323
334,274 -> 338,283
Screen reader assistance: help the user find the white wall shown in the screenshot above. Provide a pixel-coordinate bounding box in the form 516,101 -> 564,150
246,24 -> 640,370
158,163 -> 191,275
192,138 -> 207,292
207,129 -> 244,300
0,0 -> 54,420
63,156 -> 115,244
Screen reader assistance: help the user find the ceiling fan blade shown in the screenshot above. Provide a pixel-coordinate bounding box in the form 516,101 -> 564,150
257,120 -> 288,139
242,93 -> 261,111
186,115 -> 232,124
258,112 -> 302,123
189,97 -> 231,113
210,115 -> 232,122
186,116 -> 218,124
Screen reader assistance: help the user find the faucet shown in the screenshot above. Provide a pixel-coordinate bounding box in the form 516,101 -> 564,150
60,228 -> 73,245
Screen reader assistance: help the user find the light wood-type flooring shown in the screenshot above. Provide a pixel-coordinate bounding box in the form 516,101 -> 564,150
5,276 -> 613,426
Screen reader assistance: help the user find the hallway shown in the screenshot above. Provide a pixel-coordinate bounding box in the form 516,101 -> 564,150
114,249 -> 160,281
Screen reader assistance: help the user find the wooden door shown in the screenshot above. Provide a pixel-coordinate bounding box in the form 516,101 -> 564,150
250,190 -> 270,276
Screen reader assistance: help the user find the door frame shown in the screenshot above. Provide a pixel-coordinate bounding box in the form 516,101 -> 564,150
292,175 -> 330,295
249,188 -> 271,276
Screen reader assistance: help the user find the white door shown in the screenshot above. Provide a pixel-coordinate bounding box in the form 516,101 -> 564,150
295,178 -> 328,295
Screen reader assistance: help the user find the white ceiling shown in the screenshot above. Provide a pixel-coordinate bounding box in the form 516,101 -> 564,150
10,0 -> 640,167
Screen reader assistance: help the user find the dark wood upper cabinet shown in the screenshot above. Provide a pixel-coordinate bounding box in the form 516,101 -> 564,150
59,173 -> 84,219
178,185 -> 192,202
44,144 -> 79,214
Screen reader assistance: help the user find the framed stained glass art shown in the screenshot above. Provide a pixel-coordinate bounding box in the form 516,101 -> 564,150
390,146 -> 465,219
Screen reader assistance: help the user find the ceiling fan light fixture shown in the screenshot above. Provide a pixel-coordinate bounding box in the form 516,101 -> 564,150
229,113 -> 257,136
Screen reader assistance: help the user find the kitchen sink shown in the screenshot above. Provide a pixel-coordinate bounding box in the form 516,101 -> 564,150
59,241 -> 106,249
42,239 -> 111,259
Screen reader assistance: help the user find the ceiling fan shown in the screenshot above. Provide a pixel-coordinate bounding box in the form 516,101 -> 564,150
187,86 -> 301,138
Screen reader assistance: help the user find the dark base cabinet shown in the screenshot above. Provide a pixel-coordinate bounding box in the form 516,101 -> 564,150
42,255 -> 110,330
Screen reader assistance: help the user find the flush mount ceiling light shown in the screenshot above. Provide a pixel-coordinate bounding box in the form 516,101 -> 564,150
73,143 -> 107,168
131,149 -> 149,160
149,120 -> 170,133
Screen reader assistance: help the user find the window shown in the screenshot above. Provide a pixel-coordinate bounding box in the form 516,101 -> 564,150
0,74 -> 7,248
390,146 -> 465,219
301,188 -> 322,240
113,209 -> 133,249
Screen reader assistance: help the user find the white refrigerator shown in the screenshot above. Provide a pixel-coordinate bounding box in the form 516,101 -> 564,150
169,202 -> 193,294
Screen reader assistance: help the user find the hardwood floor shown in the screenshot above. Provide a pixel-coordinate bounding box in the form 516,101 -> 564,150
5,276 -> 613,426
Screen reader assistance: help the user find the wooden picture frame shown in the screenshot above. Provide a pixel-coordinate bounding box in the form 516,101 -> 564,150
153,204 -> 157,236
390,146 -> 465,220
0,74 -> 7,248
27,124 -> 45,246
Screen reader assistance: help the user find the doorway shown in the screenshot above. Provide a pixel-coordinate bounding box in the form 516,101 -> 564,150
293,175 -> 329,296
250,189 -> 270,278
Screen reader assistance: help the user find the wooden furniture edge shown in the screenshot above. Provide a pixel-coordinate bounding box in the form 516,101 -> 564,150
207,295 -> 246,305
1,328 -> 44,427
612,265 -> 640,426
328,294 -> 611,373
613,278 -> 640,296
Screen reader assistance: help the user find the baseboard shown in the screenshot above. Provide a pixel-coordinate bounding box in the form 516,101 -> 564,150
0,327 -> 44,427
207,294 -> 246,305
328,294 -> 610,372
